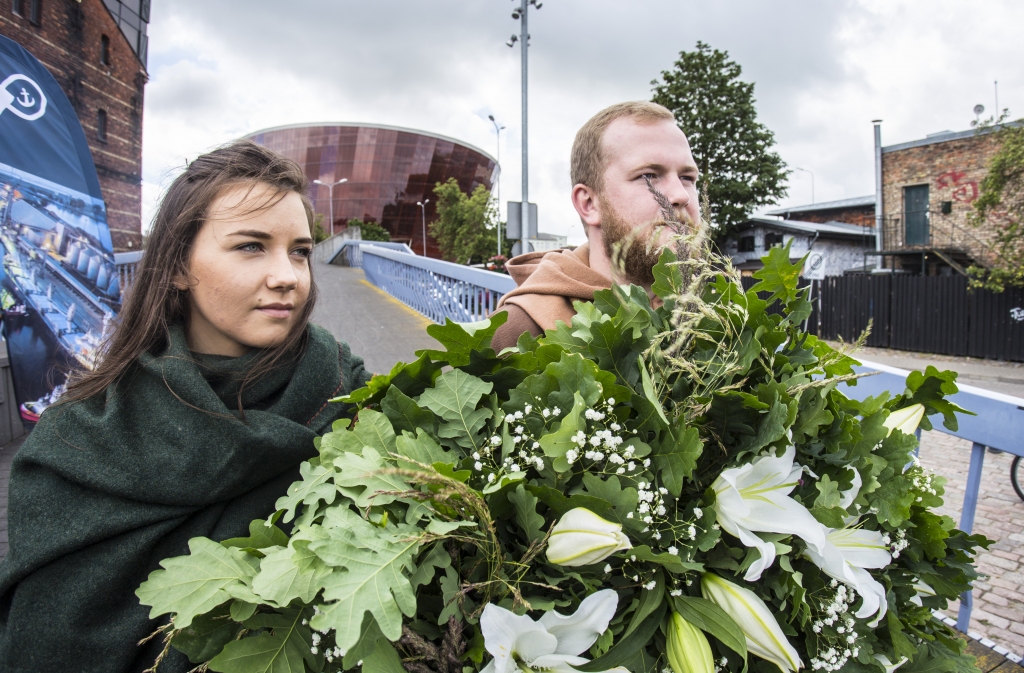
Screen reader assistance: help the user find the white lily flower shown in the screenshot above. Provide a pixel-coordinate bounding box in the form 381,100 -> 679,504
908,579 -> 937,606
805,527 -> 891,625
883,404 -> 925,437
701,573 -> 803,672
874,654 -> 909,673
711,445 -> 826,580
546,508 -> 632,567
480,589 -> 622,673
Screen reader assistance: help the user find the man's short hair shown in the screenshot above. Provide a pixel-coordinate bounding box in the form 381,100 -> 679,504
570,101 -> 675,194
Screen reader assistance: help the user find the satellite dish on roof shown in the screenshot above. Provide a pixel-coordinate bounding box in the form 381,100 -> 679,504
974,104 -> 986,115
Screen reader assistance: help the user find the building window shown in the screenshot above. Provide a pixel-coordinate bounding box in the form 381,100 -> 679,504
11,0 -> 23,17
28,0 -> 41,25
764,232 -> 785,248
100,35 -> 110,65
97,109 -> 108,142
738,236 -> 755,252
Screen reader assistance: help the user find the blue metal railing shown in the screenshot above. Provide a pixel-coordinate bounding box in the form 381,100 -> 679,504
842,360 -> 1024,633
361,246 -> 515,323
323,240 -> 415,268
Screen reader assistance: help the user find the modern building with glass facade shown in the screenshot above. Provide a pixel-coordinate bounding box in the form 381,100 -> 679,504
247,123 -> 498,258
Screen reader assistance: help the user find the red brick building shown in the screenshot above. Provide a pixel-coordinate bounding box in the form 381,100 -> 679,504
879,126 -> 1009,274
0,0 -> 148,251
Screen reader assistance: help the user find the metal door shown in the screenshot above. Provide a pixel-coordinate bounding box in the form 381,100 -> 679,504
904,184 -> 930,246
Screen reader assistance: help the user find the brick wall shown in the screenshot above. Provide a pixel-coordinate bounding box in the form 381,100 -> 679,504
881,131 -> 1003,268
0,0 -> 146,251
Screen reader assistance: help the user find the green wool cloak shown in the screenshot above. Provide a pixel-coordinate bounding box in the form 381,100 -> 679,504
0,323 -> 370,672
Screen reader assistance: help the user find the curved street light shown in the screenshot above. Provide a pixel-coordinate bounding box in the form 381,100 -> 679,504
793,167 -> 814,204
312,178 -> 348,237
417,199 -> 430,257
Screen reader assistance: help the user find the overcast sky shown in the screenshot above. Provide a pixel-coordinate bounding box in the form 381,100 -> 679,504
141,0 -> 1023,245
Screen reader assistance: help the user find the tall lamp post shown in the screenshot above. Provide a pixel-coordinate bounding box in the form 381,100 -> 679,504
793,167 -> 814,204
417,199 -> 430,257
312,178 -> 347,237
508,0 -> 541,249
488,114 -> 505,256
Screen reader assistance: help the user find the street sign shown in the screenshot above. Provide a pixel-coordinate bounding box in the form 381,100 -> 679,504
803,250 -> 827,280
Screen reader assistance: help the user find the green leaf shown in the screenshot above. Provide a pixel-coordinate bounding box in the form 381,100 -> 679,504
639,357 -> 670,427
352,408 -> 399,455
623,569 -> 664,637
309,521 -> 422,652
362,638 -> 408,673
579,474 -> 641,534
137,537 -> 259,630
333,446 -> 412,508
410,542 -> 452,589
170,603 -> 241,664
630,545 -> 701,574
653,426 -> 704,497
416,313 -> 508,366
382,386 -> 436,436
509,483 -> 545,543
210,607 -> 316,673
576,598 -> 666,672
394,430 -> 455,470
814,474 -> 842,509
538,392 -> 587,472
273,461 -> 339,524
251,543 -> 333,607
672,595 -> 748,661
887,611 -> 917,662
230,600 -> 258,622
809,506 -> 847,529
751,242 -> 802,305
417,369 -> 494,451
651,247 -> 683,305
221,520 -> 289,550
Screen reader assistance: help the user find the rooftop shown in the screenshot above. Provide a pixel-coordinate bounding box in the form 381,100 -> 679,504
881,120 -> 1021,154
765,195 -> 875,216
737,217 -> 876,240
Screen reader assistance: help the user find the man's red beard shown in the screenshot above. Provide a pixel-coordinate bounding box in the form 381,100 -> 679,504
600,202 -> 670,286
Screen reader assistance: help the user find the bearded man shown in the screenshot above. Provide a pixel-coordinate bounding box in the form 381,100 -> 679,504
490,100 -> 701,351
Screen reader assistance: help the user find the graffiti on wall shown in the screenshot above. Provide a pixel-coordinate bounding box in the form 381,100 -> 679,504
936,171 -> 979,203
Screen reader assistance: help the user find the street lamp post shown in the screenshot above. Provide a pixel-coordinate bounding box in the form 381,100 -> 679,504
488,114 -> 505,257
417,199 -> 430,256
508,0 -> 541,249
794,167 -> 814,204
312,178 -> 348,237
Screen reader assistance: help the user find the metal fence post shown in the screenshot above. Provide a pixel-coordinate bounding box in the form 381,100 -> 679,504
956,441 -> 987,632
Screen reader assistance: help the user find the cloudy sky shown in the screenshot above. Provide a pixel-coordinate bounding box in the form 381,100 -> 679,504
141,0 -> 1022,245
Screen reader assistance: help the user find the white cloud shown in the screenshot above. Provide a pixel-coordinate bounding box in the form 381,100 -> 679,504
141,0 -> 1023,243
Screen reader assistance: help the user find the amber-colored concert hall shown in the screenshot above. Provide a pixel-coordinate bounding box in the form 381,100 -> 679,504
247,123 -> 497,258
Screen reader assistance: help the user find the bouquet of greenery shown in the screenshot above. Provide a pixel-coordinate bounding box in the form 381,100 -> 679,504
137,234 -> 987,673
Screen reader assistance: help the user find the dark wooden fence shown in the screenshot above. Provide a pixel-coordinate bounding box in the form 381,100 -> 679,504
738,275 -> 1024,362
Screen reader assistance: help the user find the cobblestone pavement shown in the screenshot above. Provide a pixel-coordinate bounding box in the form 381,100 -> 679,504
917,429 -> 1024,655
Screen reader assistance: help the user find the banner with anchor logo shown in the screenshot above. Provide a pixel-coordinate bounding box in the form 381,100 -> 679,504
0,35 -> 119,427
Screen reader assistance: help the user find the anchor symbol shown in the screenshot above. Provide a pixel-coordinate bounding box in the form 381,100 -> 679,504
16,87 -> 34,107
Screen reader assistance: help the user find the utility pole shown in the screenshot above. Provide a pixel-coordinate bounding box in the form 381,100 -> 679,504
508,0 -> 541,250
488,114 -> 505,257
313,178 -> 347,237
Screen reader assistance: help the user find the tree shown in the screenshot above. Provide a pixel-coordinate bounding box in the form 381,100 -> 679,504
347,218 -> 391,242
652,42 -> 788,238
431,178 -> 499,264
968,120 -> 1024,291
312,214 -> 329,243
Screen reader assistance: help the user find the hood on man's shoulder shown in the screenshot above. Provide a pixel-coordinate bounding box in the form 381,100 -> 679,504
503,243 -> 609,298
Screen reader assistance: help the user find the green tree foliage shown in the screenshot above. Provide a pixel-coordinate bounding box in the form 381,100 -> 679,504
968,121 -> 1024,291
431,178 -> 499,264
652,42 -> 788,237
347,218 -> 391,242
312,214 -> 329,244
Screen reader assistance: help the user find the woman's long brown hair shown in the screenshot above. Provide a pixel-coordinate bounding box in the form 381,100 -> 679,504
60,140 -> 319,408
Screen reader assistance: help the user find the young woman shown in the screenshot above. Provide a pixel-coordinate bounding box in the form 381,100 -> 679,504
0,141 -> 371,672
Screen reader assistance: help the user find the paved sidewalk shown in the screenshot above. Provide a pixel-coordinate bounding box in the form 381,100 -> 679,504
311,265 -> 437,376
831,343 -> 1024,399
917,429 -> 1024,655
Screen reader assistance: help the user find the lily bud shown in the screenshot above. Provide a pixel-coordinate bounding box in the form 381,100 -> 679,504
701,573 -> 803,672
666,611 -> 714,673
546,508 -> 632,567
883,404 -> 925,437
